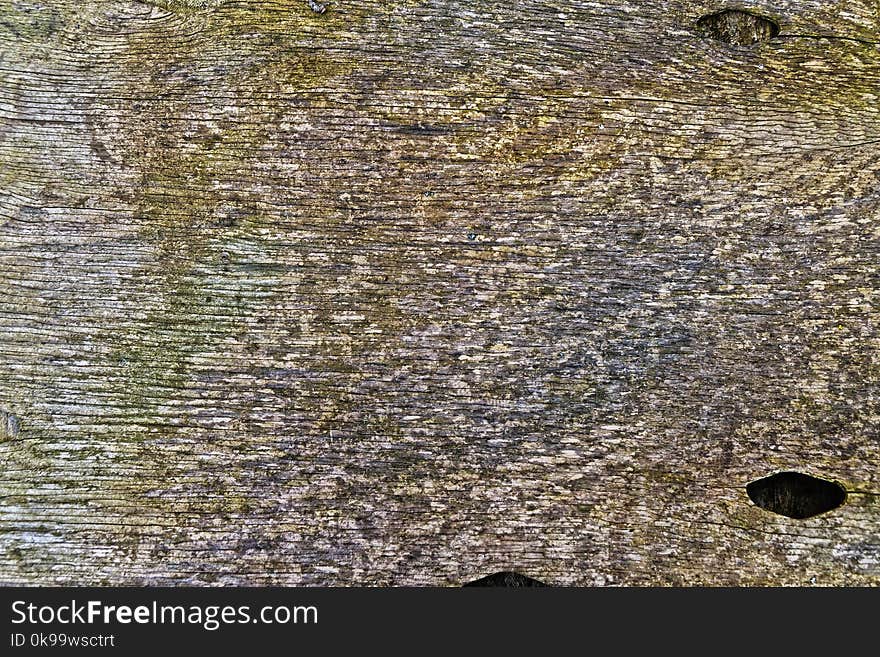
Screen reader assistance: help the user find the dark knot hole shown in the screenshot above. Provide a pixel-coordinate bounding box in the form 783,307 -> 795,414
746,471 -> 846,519
463,571 -> 548,587
696,9 -> 780,46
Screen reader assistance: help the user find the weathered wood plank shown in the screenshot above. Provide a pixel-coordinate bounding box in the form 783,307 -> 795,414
0,0 -> 878,585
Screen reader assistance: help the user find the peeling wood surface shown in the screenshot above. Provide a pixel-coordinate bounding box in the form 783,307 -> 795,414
0,0 -> 879,585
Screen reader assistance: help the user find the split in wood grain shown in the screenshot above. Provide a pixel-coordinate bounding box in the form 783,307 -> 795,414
0,410 -> 21,441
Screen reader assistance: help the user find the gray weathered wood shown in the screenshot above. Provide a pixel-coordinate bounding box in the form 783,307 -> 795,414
0,0 -> 878,585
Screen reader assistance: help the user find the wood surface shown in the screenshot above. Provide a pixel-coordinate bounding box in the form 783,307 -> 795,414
0,0 -> 878,585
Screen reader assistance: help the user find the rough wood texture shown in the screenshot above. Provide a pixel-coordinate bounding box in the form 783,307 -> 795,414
1,0 -> 879,586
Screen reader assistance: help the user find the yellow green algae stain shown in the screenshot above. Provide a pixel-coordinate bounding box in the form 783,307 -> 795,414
139,0 -> 227,12
0,1 -> 62,40
67,1 -> 418,557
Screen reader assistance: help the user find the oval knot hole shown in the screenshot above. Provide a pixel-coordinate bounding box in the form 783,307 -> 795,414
746,472 -> 846,519
696,10 -> 780,46
463,571 -> 548,587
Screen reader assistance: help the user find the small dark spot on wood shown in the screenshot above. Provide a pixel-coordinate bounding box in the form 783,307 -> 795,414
746,471 -> 846,519
696,10 -> 780,46
463,571 -> 548,587
1,410 -> 21,441
467,233 -> 477,241
90,138 -> 116,164
195,126 -> 222,149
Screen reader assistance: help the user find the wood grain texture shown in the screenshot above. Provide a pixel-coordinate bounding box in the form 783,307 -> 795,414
0,0 -> 878,585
